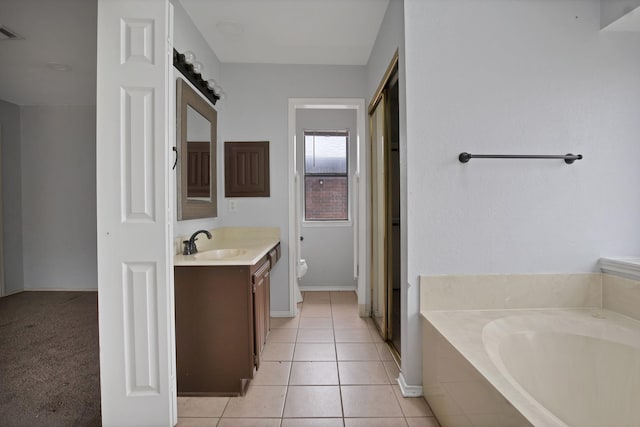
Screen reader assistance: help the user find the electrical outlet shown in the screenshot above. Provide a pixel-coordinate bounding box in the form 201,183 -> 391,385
228,199 -> 237,212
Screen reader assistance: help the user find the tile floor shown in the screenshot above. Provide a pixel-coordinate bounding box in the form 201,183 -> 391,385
177,291 -> 440,427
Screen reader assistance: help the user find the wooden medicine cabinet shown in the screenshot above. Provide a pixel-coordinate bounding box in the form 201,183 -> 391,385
224,141 -> 270,197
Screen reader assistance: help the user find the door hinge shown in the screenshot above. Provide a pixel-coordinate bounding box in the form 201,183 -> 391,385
253,283 -> 257,293
254,354 -> 258,365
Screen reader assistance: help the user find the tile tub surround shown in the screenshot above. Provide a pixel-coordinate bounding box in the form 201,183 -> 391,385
421,309 -> 640,427
419,271 -> 640,427
603,273 -> 640,321
174,227 -> 280,266
420,273 -> 602,311
599,257 -> 640,321
421,316 -> 532,427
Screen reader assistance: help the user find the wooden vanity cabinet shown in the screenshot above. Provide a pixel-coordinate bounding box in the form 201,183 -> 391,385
174,243 -> 280,396
252,259 -> 269,369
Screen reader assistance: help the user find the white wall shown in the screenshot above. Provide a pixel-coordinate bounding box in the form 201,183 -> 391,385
296,109 -> 357,291
403,0 -> 640,384
21,106 -> 97,290
601,0 -> 640,28
365,0 -> 421,389
367,0 -> 405,103
0,99 -> 24,295
172,0 -> 224,239
220,63 -> 367,312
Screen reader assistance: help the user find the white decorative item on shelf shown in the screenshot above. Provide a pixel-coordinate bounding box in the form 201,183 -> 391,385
178,49 -> 225,101
183,50 -> 195,64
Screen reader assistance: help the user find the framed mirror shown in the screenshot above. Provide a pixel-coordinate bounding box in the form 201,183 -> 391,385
176,78 -> 217,220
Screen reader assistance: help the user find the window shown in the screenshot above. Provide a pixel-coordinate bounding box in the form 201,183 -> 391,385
304,130 -> 349,221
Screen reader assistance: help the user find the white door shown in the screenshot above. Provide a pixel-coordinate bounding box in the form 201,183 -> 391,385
96,1 -> 175,425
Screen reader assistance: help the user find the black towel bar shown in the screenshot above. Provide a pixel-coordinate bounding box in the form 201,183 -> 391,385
458,152 -> 583,164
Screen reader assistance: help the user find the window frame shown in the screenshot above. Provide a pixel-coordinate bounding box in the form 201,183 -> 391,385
302,129 -> 350,223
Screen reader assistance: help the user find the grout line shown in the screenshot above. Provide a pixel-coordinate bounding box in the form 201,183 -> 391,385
332,297 -> 347,422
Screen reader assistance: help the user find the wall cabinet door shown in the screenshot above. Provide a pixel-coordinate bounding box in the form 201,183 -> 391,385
225,141 -> 270,197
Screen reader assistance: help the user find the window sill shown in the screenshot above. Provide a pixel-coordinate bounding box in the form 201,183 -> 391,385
303,221 -> 353,228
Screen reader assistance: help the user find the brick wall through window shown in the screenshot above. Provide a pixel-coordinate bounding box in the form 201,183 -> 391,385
305,176 -> 348,220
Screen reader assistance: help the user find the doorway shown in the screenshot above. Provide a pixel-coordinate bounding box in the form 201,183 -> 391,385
369,53 -> 401,357
288,99 -> 367,316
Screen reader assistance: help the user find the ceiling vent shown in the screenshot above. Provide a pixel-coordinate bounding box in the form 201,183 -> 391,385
0,26 -> 23,41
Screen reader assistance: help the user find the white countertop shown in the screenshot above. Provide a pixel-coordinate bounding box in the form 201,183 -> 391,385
174,227 -> 280,266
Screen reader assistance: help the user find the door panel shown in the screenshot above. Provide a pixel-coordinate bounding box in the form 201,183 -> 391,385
96,1 -> 174,424
370,95 -> 387,338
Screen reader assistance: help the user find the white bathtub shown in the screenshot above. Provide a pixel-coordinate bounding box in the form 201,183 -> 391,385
422,309 -> 640,427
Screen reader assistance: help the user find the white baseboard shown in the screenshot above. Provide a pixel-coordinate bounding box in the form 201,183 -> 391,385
270,310 -> 295,318
2,288 -> 25,297
358,304 -> 370,317
299,285 -> 356,292
397,373 -> 423,397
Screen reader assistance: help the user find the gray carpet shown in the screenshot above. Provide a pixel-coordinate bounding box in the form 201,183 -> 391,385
0,291 -> 101,426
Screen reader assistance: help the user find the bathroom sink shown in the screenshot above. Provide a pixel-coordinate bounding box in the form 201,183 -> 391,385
194,248 -> 246,260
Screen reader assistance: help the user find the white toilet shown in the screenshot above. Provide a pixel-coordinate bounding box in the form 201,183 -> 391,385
296,259 -> 308,303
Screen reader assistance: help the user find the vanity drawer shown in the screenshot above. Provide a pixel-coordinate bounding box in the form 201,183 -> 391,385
268,243 -> 281,267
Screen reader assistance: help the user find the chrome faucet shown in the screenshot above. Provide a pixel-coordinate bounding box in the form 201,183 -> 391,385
183,230 -> 212,255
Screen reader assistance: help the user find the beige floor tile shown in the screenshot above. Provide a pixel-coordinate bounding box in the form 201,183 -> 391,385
331,306 -> 360,317
341,385 -> 403,418
344,418 -> 408,427
176,418 -> 220,427
296,328 -> 335,343
335,328 -> 374,343
293,343 -> 337,361
300,304 -> 332,317
282,418 -> 344,427
332,315 -> 370,329
299,316 -> 333,329
338,361 -> 390,385
376,343 -> 395,361
289,361 -> 339,385
217,419 -> 281,427
406,417 -> 440,427
336,343 -> 380,361
271,317 -> 300,329
330,291 -> 357,304
302,292 -> 331,303
262,342 -> 295,361
177,396 -> 229,417
267,328 -> 298,343
384,360 -> 401,383
222,385 -> 286,418
252,361 -> 291,386
393,385 -> 434,417
369,329 -> 385,343
283,386 -> 343,417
